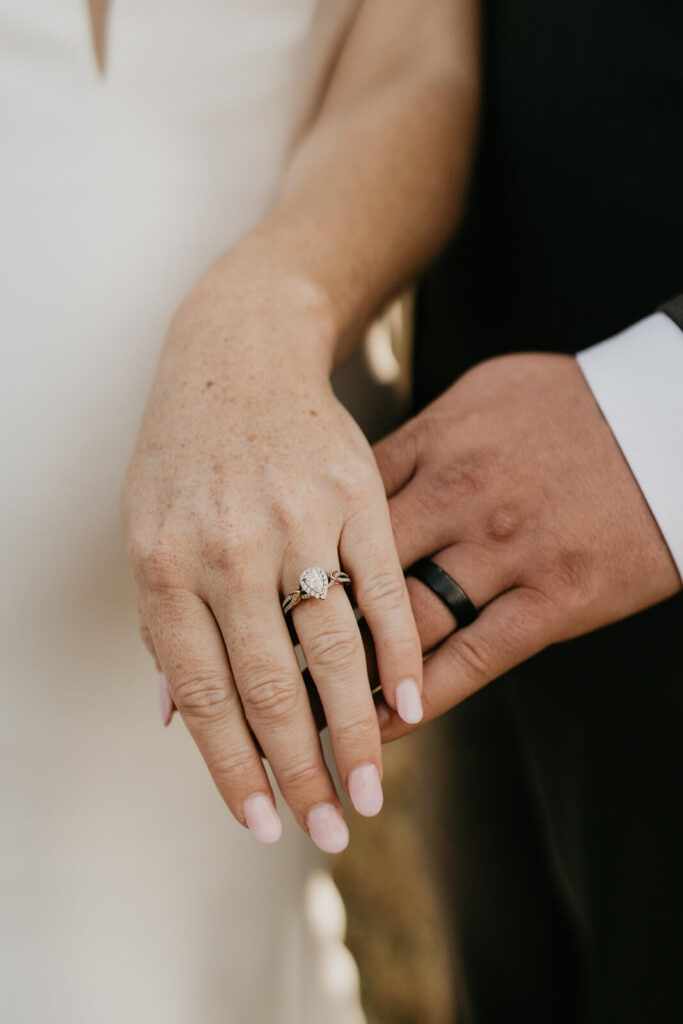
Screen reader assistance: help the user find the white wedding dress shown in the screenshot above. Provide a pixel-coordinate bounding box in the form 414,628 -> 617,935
0,2 -> 366,1022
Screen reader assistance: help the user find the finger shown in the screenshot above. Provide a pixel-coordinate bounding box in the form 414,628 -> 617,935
340,499 -> 424,726
146,590 -> 283,845
139,621 -> 162,671
373,419 -> 419,498
406,541 -> 516,652
288,554 -> 385,818
388,475 -> 457,568
140,619 -> 177,726
212,579 -> 351,853
378,586 -> 556,742
373,542 -> 511,730
157,670 -> 176,726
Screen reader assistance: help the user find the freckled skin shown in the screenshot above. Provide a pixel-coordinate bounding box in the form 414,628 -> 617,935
121,271 -> 415,837
119,0 -> 479,840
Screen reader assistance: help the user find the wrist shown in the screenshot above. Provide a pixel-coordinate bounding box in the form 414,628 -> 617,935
169,234 -> 341,380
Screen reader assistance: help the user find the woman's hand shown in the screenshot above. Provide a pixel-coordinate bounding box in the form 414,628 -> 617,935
120,262 -> 423,852
373,353 -> 681,739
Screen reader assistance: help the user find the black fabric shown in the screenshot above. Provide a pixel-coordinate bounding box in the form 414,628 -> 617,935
428,603 -> 683,1024
660,294 -> 683,333
413,2 -> 683,1021
415,0 -> 683,408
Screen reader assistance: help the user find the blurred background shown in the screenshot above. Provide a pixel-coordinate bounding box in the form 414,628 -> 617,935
0,2 -> 453,1022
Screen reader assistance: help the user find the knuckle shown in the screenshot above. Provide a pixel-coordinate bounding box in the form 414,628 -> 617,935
450,632 -> 492,681
305,627 -> 359,670
356,566 -> 406,610
207,750 -> 259,790
333,714 -> 378,750
280,758 -> 324,795
270,493 -> 305,535
429,456 -> 489,504
241,671 -> 300,720
132,535 -> 183,591
333,457 -> 377,504
173,670 -> 228,718
201,524 -> 243,573
331,457 -> 359,493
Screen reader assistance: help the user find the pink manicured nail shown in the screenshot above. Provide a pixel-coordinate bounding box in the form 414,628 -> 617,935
348,763 -> 383,817
158,673 -> 174,726
243,793 -> 283,845
395,678 -> 423,724
376,702 -> 392,730
306,803 -> 349,854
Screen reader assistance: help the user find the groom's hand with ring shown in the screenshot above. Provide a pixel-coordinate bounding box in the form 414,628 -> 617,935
373,352 -> 681,739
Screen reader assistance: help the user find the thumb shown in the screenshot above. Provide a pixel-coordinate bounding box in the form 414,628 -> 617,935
373,418 -> 419,498
378,587 -> 555,737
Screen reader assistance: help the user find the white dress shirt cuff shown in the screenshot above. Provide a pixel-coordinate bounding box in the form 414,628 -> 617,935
576,312 -> 683,580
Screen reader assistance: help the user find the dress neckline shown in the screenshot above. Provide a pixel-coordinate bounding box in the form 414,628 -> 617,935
85,0 -> 111,75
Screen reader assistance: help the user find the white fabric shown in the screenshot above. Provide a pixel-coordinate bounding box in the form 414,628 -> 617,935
0,3 -> 366,1023
577,312 -> 683,580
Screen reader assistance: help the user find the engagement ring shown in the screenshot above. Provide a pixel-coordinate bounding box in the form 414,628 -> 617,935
281,567 -> 351,615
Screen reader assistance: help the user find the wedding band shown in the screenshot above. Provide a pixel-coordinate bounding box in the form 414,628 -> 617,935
281,567 -> 351,615
406,558 -> 479,628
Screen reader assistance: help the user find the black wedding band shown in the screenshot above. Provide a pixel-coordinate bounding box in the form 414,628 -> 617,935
406,557 -> 479,628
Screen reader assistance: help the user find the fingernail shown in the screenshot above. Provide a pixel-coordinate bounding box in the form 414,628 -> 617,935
306,803 -> 349,854
348,763 -> 383,817
243,793 -> 283,845
376,702 -> 392,730
395,677 -> 423,724
158,673 -> 174,726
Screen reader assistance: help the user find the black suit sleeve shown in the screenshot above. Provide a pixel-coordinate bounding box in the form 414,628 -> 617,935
659,294 -> 683,332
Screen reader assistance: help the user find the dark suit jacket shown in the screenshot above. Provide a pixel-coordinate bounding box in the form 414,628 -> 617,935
413,4 -> 683,1021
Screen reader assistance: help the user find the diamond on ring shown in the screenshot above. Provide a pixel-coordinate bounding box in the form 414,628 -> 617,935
300,567 -> 329,600
281,567 -> 351,615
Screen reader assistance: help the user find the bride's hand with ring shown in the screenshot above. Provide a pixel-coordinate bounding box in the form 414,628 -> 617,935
120,254 -> 423,853
121,0 -> 479,848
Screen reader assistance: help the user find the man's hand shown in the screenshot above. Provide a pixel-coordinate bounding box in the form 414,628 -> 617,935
373,352 -> 682,739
